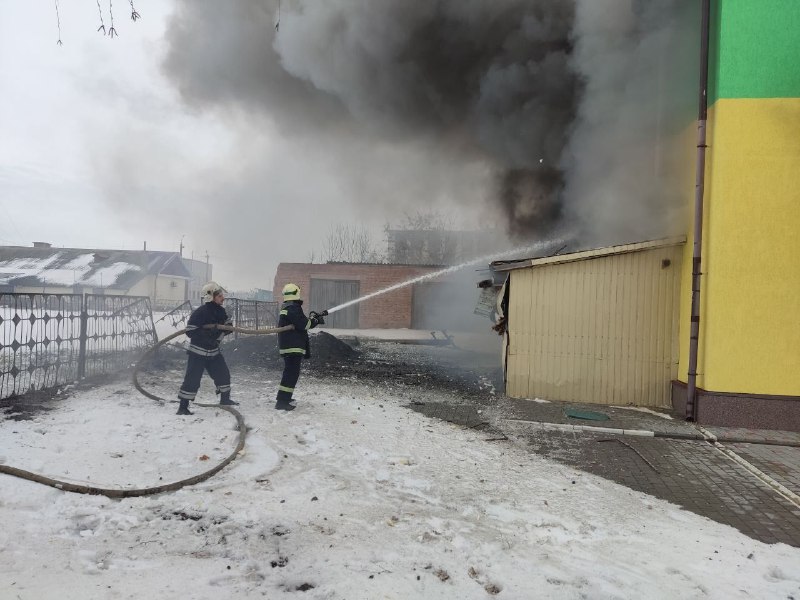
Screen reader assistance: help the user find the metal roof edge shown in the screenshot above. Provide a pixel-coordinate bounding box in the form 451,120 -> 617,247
491,236 -> 687,272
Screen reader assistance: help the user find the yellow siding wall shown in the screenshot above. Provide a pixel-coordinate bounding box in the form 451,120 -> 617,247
126,276 -> 155,300
14,286 -> 79,295
678,99 -> 800,395
507,245 -> 683,407
13,286 -> 127,296
153,276 -> 187,308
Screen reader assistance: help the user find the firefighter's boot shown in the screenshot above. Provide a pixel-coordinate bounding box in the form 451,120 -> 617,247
219,391 -> 238,406
274,399 -> 296,411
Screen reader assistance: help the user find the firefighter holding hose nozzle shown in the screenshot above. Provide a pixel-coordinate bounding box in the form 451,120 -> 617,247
275,283 -> 326,411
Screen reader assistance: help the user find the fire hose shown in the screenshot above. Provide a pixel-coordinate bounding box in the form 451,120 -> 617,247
0,322 -> 293,498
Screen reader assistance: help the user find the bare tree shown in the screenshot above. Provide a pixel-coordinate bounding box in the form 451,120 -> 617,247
322,224 -> 383,263
386,210 -> 458,265
397,209 -> 455,232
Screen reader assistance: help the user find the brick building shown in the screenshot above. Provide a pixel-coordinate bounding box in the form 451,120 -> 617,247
273,263 -> 447,329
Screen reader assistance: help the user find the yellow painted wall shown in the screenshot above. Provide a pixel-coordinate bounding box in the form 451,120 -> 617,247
126,276 -> 155,300
126,275 -> 187,308
678,98 -> 800,395
153,276 -> 188,308
14,286 -> 78,295
13,286 -> 127,296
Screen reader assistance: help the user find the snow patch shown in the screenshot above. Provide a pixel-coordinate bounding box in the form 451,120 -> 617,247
611,405 -> 674,420
0,375 -> 797,598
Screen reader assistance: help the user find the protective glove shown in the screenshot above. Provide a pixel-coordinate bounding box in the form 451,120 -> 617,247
309,311 -> 325,327
217,320 -> 233,341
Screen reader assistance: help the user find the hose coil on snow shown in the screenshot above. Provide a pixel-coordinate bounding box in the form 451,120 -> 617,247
0,324 -> 292,497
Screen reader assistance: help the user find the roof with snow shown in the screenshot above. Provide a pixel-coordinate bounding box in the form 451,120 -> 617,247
0,246 -> 191,290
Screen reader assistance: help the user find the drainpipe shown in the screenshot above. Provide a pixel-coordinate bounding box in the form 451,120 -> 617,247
686,0 -> 712,421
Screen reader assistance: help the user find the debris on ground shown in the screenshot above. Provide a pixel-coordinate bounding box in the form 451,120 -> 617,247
565,408 -> 610,421
310,331 -> 360,362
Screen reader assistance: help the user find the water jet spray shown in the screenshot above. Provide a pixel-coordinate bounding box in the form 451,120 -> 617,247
323,237 -> 568,316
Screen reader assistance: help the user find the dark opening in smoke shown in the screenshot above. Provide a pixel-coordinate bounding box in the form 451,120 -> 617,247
498,167 -> 565,237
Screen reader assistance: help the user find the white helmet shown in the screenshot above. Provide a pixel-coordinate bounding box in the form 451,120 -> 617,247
282,283 -> 302,302
202,281 -> 226,303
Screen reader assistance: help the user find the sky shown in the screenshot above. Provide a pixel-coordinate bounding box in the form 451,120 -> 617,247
0,1 -> 409,290
0,2 -> 515,291
0,1 -> 698,291
1,369 -> 799,598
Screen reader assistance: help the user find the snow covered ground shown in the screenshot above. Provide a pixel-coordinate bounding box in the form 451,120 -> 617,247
1,372 -> 798,599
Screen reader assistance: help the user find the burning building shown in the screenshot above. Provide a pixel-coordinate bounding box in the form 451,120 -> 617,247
495,1 -> 800,431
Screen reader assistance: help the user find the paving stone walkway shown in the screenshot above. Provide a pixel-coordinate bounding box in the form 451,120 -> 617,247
410,397 -> 800,547
511,428 -> 800,547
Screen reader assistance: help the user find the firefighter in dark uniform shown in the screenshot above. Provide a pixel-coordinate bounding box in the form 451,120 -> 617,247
275,283 -> 324,411
176,281 -> 238,416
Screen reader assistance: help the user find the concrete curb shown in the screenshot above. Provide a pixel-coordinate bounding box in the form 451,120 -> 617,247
711,437 -> 800,448
500,419 -> 800,447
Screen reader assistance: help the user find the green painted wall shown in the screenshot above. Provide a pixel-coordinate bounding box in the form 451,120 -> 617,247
709,0 -> 800,102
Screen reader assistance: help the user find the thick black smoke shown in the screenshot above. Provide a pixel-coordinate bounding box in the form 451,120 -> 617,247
158,0 -> 698,249
162,0 -> 578,236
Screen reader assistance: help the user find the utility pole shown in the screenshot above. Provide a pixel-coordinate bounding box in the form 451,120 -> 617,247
179,235 -> 185,257
205,251 -> 210,281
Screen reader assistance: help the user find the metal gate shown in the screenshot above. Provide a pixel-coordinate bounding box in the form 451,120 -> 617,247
309,279 -> 360,328
227,299 -> 278,330
227,298 -> 279,339
82,295 -> 157,377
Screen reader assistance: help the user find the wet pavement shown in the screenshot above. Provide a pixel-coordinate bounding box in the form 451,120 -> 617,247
335,336 -> 800,549
324,332 -> 800,547
423,395 -> 800,548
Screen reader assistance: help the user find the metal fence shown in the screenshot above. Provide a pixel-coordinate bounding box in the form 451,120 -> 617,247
82,295 -> 157,377
0,293 -> 83,400
155,299 -> 193,329
227,298 -> 279,336
0,293 -> 157,400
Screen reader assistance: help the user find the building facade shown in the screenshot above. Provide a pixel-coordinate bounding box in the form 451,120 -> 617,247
0,244 -> 191,309
274,263 -> 445,329
674,0 -> 800,429
182,257 -> 213,305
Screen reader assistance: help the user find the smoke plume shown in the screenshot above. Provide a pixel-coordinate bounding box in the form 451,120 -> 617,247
161,0 -> 579,237
90,0 -> 699,287
160,0 -> 698,245
563,0 -> 699,245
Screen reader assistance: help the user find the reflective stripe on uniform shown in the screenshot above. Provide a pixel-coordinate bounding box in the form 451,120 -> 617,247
304,319 -> 312,330
279,310 -> 288,316
278,385 -> 294,393
178,389 -> 197,400
188,344 -> 220,357
217,385 -> 231,393
279,348 -> 305,355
